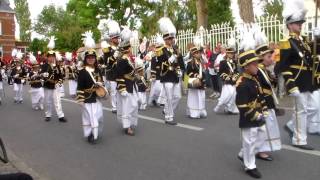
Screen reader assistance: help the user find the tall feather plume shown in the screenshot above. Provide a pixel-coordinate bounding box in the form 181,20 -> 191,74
193,35 -> 202,48
82,31 -> 96,49
101,40 -> 110,49
155,33 -> 164,47
282,0 -> 307,22
29,53 -> 38,65
65,52 -> 73,61
56,51 -> 63,61
107,20 -> 121,37
120,26 -> 132,42
253,24 -> 268,47
135,57 -> 144,69
11,48 -> 17,57
158,17 -> 176,36
47,36 -> 56,50
227,33 -> 236,49
239,24 -> 256,51
97,19 -> 110,40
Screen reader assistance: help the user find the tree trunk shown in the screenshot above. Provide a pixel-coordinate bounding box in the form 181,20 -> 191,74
196,0 -> 208,29
238,0 -> 254,23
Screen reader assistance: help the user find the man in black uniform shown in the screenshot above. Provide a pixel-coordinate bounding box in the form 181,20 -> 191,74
280,0 -> 317,150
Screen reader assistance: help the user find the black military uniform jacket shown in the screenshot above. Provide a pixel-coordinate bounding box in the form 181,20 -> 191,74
279,33 -> 316,93
218,58 -> 239,85
136,76 -> 148,92
256,64 -> 276,109
150,56 -> 161,80
236,73 -> 268,128
67,66 -> 78,80
103,46 -> 118,81
186,58 -> 206,89
28,71 -> 43,88
11,67 -> 27,84
41,63 -> 64,89
156,45 -> 181,83
76,67 -> 103,103
115,54 -> 136,93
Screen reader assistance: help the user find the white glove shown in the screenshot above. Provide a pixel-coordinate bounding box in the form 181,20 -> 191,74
43,72 -> 49,78
313,27 -> 320,37
120,91 -> 128,97
14,74 -> 19,78
257,113 -> 265,121
113,51 -> 119,59
168,55 -> 177,63
177,70 -> 182,78
289,89 -> 300,97
21,79 -> 25,84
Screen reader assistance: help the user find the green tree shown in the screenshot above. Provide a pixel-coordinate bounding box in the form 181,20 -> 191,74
14,0 -> 32,42
263,0 -> 283,21
28,38 -> 47,53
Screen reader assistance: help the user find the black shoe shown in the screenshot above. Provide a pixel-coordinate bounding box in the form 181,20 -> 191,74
45,117 -> 51,122
111,110 -> 117,114
152,100 -> 158,106
58,117 -> 67,123
159,104 -> 164,107
226,111 -> 238,115
283,125 -> 293,138
124,128 -> 135,136
165,121 -> 177,125
256,154 -> 273,161
18,100 -> 23,104
87,133 -> 94,143
245,168 -> 262,179
293,144 -> 314,150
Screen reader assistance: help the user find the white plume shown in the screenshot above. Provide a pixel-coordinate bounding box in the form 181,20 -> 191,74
29,53 -> 38,65
282,0 -> 307,22
227,33 -> 236,49
101,40 -> 110,49
253,24 -> 268,47
193,35 -> 202,48
16,50 -> 23,60
120,26 -> 132,42
135,57 -> 144,69
239,24 -> 256,51
82,30 -> 96,49
47,36 -> 56,50
158,17 -> 176,36
56,51 -> 63,61
11,48 -> 17,57
107,19 -> 121,37
65,52 -> 73,61
155,33 -> 164,47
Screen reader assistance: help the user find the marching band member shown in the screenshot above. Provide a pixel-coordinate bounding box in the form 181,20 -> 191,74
65,52 -> 78,98
0,61 -> 5,105
214,36 -> 239,114
186,43 -> 207,119
28,53 -> 44,110
56,52 -> 66,97
254,25 -> 281,157
135,58 -> 148,110
41,36 -> 67,122
280,0 -> 317,150
148,37 -> 163,106
116,27 -> 139,136
77,31 -> 104,144
11,50 -> 26,104
236,26 -> 269,179
101,20 -> 121,113
157,17 -> 182,125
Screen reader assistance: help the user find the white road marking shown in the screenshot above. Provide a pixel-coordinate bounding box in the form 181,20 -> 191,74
282,144 -> 320,157
62,98 -> 204,131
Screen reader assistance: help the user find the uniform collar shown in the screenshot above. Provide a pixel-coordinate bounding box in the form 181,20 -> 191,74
242,72 -> 255,80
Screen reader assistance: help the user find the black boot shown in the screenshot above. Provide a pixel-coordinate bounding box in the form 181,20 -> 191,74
87,133 -> 94,143
245,168 -> 262,179
165,121 -> 177,125
45,117 -> 51,122
59,117 -> 67,123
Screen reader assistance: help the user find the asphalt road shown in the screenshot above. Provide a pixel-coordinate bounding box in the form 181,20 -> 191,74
0,83 -> 320,180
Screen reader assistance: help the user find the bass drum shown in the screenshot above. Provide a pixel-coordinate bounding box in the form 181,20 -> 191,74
188,78 -> 202,89
95,85 -> 108,98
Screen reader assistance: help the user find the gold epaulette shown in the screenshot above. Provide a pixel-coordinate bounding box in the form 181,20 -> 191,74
279,38 -> 291,49
155,46 -> 164,57
102,47 -> 110,53
235,76 -> 243,87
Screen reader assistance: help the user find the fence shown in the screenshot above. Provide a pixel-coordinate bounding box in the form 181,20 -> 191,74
132,15 -> 320,56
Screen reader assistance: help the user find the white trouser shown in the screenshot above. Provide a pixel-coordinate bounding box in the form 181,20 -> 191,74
307,89 -> 320,134
148,80 -> 162,105
138,92 -> 147,110
82,101 -> 103,140
157,84 -> 166,105
29,87 -> 44,109
107,80 -> 117,111
44,88 -> 64,118
117,90 -> 139,129
214,84 -> 238,113
58,84 -> 65,97
259,109 -> 281,152
187,89 -> 207,118
163,82 -> 181,121
277,74 -> 286,97
68,80 -> 77,96
13,83 -> 23,101
239,125 -> 267,170
286,92 -> 318,145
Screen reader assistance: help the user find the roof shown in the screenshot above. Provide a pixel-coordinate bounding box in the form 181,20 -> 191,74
0,0 -> 15,13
